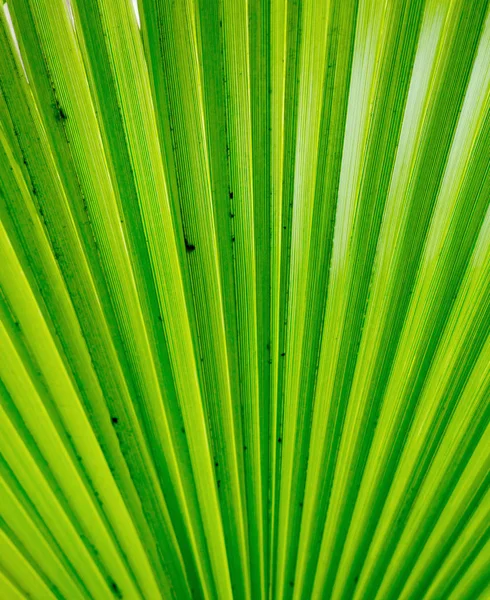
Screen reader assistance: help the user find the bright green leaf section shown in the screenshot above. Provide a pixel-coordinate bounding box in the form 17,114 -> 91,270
0,0 -> 488,599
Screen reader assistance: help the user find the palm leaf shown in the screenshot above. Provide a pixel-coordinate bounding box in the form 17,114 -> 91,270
0,0 -> 488,598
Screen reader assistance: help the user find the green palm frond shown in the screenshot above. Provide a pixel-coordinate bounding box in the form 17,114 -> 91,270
0,0 -> 488,598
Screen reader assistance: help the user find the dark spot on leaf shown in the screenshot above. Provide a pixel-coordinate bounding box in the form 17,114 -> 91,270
354,576 -> 359,584
181,427 -> 185,434
158,315 -> 163,322
232,235 -> 235,242
109,580 -> 122,598
55,103 -> 67,121
217,480 -> 221,488
111,417 -> 118,424
185,239 -> 196,252
281,352 -> 286,357
243,445 -> 247,451
215,462 -> 219,467
278,437 -> 282,443
229,191 -> 233,199
230,212 -> 234,218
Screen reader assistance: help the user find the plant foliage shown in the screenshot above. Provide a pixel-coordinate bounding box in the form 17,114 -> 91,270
0,0 -> 489,598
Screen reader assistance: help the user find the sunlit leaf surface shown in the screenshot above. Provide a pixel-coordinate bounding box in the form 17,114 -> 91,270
0,0 -> 489,598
